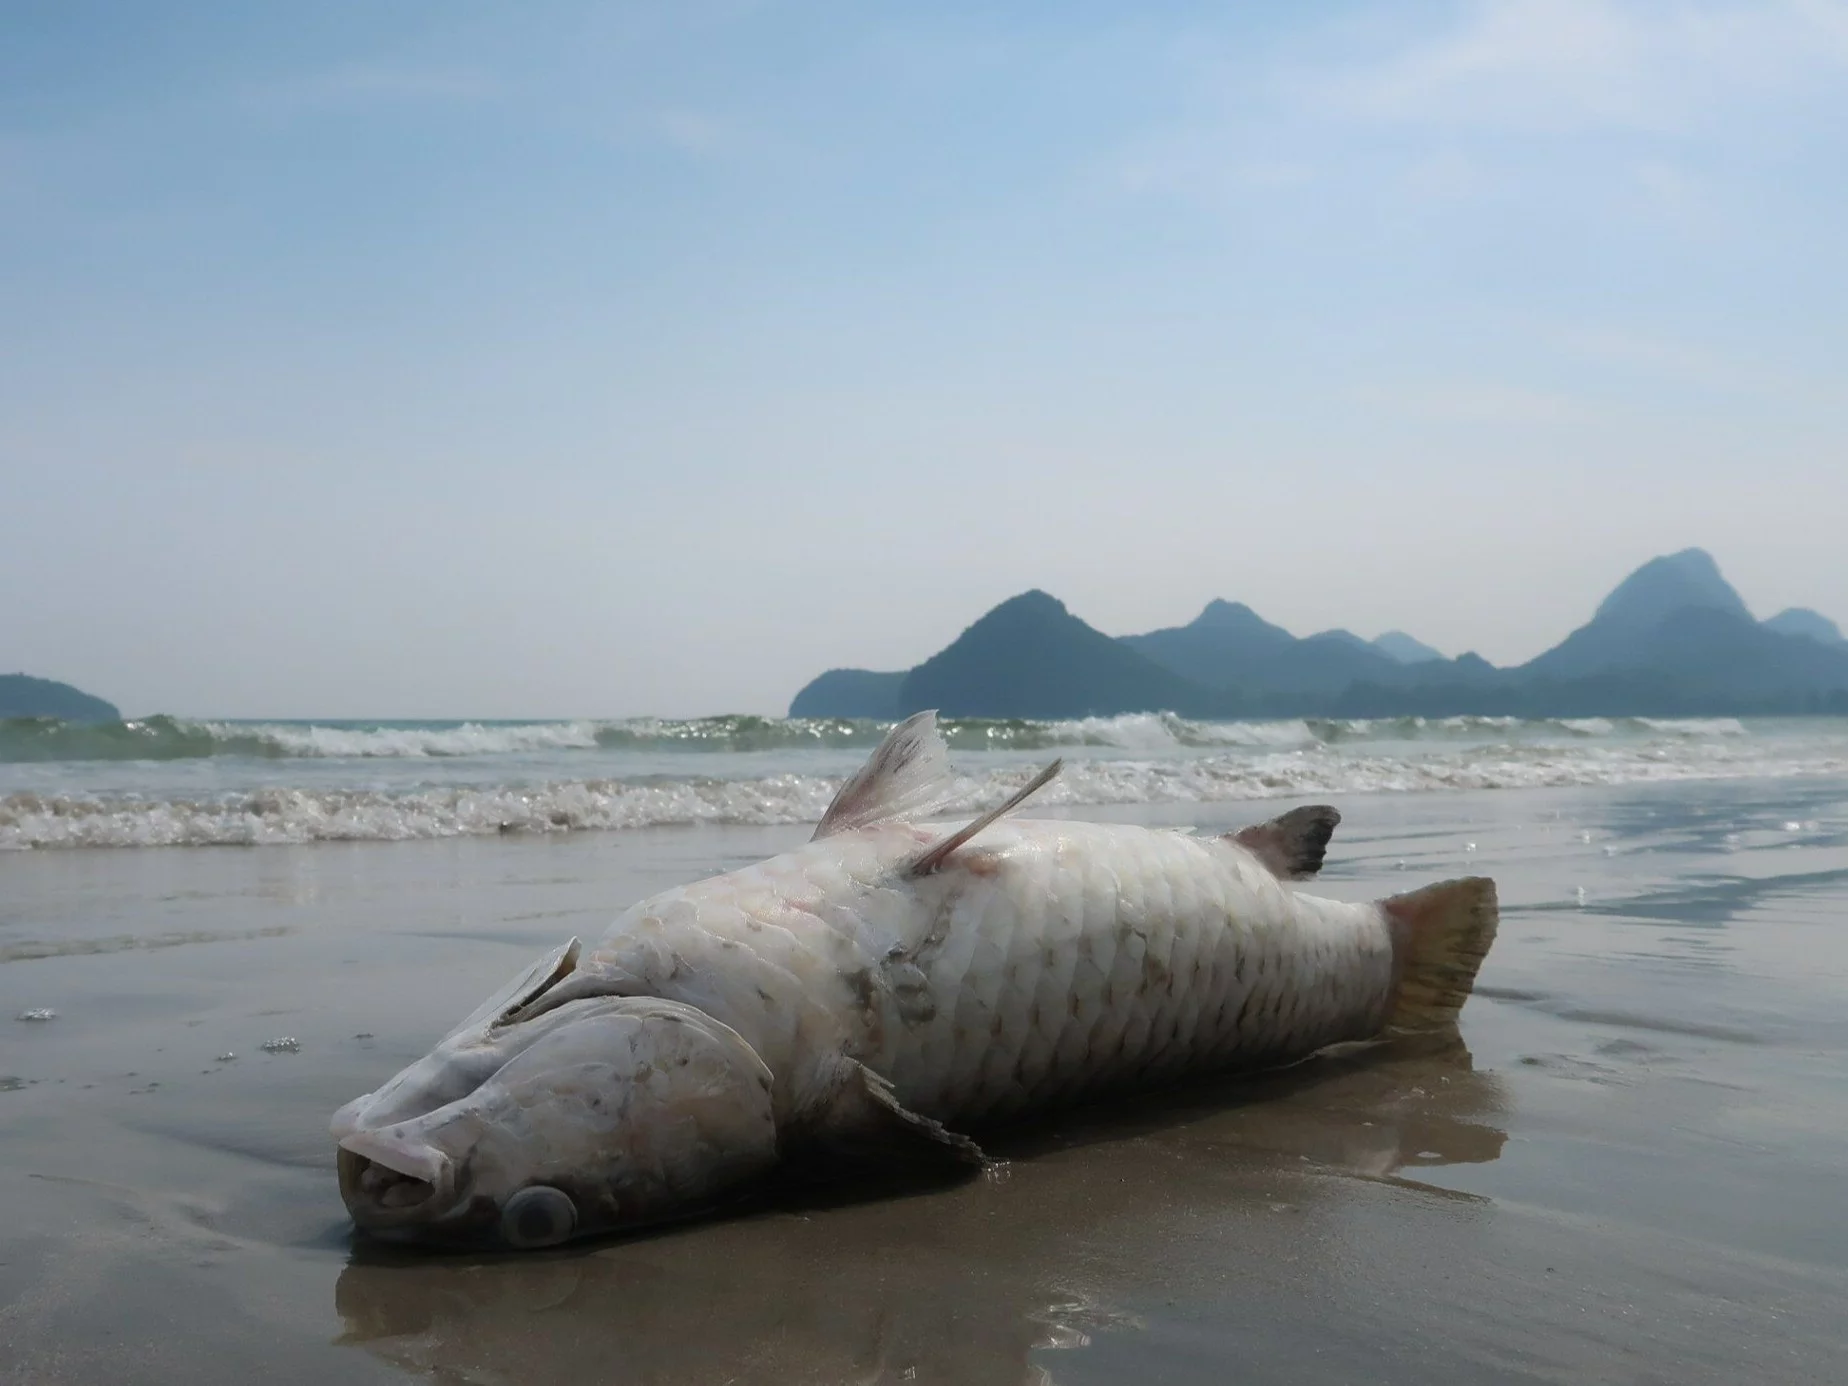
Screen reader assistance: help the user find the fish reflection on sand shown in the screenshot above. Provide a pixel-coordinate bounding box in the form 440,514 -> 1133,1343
333,713 -> 1498,1249
334,1042 -> 1507,1386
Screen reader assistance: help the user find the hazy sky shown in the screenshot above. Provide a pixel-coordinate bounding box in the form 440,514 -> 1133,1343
4,1 -> 1845,718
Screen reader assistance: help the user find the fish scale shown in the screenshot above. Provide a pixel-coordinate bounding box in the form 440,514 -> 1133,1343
571,818 -> 1399,1129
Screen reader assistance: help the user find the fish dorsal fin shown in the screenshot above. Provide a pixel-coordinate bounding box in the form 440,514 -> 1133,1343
812,711 -> 959,841
907,758 -> 1061,877
1227,805 -> 1341,880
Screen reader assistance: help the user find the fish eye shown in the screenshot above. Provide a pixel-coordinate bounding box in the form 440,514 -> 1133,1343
501,1185 -> 578,1249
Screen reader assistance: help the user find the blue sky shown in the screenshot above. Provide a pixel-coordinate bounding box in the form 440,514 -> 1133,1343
4,1 -> 1845,717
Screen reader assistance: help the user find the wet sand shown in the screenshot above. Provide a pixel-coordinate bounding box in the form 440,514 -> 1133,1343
4,778 -> 1847,1384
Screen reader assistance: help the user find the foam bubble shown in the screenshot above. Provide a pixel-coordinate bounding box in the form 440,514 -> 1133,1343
1632,717 -> 1749,737
0,710 -> 1780,766
6,732 -> 1845,850
246,721 -> 604,758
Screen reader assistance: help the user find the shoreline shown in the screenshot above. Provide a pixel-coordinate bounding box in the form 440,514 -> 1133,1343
4,777 -> 1846,1383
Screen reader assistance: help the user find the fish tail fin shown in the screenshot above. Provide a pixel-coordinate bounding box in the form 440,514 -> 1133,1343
1381,877 -> 1498,1031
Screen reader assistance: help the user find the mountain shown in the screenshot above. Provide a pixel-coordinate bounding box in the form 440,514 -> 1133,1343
1315,628 -> 1445,665
1315,629 -> 1371,651
1764,608 -> 1845,646
788,668 -> 905,719
1626,606 -> 1848,695
1522,607 -> 1848,705
1595,548 -> 1751,627
0,674 -> 120,722
786,550 -> 1848,719
1372,631 -> 1445,664
897,591 -> 1229,719
1523,548 -> 1753,681
1517,550 -> 1848,706
1124,601 -> 1403,696
1123,599 -> 1294,683
1122,600 -> 1287,688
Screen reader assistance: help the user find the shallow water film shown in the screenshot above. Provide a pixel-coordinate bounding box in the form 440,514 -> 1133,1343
3,776 -> 1846,1384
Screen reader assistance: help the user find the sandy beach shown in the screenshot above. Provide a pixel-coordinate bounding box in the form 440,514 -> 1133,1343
11,2 -> 1848,1378
5,775 -> 1846,1384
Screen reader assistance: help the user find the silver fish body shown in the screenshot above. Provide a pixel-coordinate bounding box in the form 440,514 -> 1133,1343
557,818 -> 1397,1130
334,714 -> 1496,1248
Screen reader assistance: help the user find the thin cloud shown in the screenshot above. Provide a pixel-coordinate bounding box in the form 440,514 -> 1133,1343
615,105 -> 810,173
250,63 -> 502,114
1107,138 -> 1317,204
1355,380 -> 1594,424
647,108 -> 740,159
1402,147 -> 1492,201
1316,0 -> 1848,135
1101,2 -> 1848,222
1560,327 -> 1766,393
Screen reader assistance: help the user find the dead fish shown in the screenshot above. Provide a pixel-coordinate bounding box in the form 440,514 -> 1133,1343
333,712 -> 1497,1249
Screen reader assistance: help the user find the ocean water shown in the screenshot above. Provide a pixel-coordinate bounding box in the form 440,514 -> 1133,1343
3,712 -> 1846,850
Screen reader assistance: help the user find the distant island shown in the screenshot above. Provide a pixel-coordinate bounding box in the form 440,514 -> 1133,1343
790,549 -> 1848,720
0,673 -> 121,722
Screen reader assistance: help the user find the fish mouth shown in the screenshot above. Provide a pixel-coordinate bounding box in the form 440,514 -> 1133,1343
338,1132 -> 458,1228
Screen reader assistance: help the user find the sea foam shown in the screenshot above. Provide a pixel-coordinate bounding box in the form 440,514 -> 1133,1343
4,732 -> 1840,850
0,711 -> 1759,763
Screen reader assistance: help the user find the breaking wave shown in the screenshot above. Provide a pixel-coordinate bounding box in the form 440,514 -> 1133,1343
0,712 -> 1755,763
5,735 -> 1840,850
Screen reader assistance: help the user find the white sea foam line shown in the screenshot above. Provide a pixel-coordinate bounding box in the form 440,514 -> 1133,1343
5,738 -> 1845,849
0,712 -> 1777,765
200,720 -> 607,758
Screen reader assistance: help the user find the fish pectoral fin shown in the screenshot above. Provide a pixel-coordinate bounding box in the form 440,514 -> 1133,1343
906,758 -> 1062,876
812,711 -> 960,840
815,1060 -> 987,1170
1227,805 -> 1342,880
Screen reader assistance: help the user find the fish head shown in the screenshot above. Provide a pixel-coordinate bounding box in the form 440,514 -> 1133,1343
332,943 -> 778,1250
